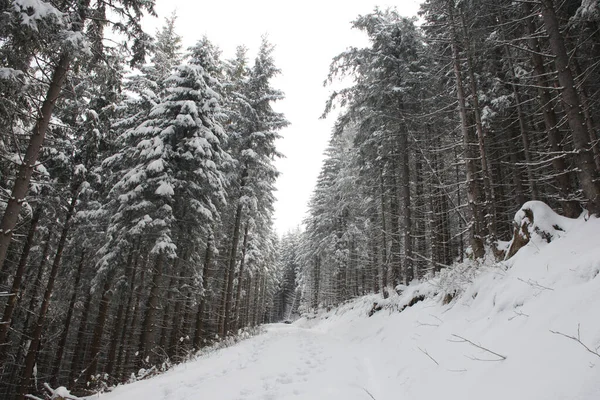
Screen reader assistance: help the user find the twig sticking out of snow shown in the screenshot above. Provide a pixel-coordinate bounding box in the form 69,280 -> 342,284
550,324 -> 600,359
363,388 -> 377,399
508,309 -> 530,321
418,347 -> 440,365
449,334 -> 507,361
517,278 -> 554,291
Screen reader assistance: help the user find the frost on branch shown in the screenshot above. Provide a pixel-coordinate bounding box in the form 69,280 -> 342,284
506,201 -> 576,259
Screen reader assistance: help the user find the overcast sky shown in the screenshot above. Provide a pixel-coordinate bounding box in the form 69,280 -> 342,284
145,0 -> 422,235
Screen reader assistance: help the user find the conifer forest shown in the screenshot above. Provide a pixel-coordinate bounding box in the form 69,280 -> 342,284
1,0 -> 600,398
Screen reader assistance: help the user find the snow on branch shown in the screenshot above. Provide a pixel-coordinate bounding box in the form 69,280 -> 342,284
12,0 -> 63,30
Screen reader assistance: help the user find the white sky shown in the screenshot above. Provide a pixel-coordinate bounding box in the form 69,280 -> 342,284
145,0 -> 422,235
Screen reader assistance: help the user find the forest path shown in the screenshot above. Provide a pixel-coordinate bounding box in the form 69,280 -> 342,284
98,323 -> 386,400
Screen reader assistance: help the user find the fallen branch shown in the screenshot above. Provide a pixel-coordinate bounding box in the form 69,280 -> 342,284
418,347 -> 440,366
363,388 -> 377,400
550,324 -> 600,359
450,334 -> 507,361
517,278 -> 554,291
508,309 -> 530,321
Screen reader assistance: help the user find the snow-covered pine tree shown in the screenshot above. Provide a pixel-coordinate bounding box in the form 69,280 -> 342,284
101,35 -> 231,367
218,37 -> 288,336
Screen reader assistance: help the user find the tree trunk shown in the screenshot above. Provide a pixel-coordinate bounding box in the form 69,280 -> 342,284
158,257 -> 179,358
399,130 -> 413,283
312,255 -> 320,311
233,223 -> 249,330
223,202 -> 243,336
0,54 -> 71,274
242,276 -> 252,328
194,235 -> 213,350
105,297 -> 125,379
10,230 -> 52,388
18,190 -> 79,400
138,253 -> 164,366
461,12 -> 496,238
69,290 -> 93,387
388,159 -> 402,286
113,245 -> 140,379
449,4 -> 485,258
571,58 -> 600,172
83,275 -> 114,384
504,43 -> 538,201
540,0 -> 600,214
524,2 -> 581,217
50,251 -> 86,386
0,205 -> 41,357
379,169 -> 389,298
122,251 -> 147,380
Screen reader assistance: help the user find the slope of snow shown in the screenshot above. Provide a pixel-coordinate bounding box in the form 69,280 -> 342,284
96,213 -> 600,400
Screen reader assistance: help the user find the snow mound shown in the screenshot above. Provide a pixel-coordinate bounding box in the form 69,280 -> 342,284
506,200 -> 580,258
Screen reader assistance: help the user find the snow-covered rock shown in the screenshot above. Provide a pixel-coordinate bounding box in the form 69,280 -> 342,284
506,200 -> 579,259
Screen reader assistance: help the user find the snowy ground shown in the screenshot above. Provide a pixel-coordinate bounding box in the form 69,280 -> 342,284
96,323 -> 384,400
96,207 -> 600,400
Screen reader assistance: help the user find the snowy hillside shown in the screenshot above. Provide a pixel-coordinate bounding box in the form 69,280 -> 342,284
94,209 -> 600,400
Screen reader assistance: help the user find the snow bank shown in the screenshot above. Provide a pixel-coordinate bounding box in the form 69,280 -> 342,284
298,211 -> 600,400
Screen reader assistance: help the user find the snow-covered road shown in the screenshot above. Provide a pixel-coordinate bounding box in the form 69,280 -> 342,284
99,324 -> 385,400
